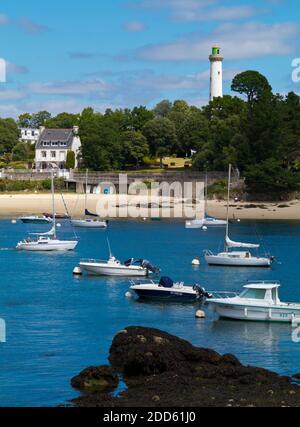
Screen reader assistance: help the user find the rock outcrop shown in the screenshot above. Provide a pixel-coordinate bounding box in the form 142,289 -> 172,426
71,326 -> 300,407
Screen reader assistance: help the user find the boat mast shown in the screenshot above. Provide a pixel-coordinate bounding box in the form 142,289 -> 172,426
205,171 -> 208,218
225,164 -> 232,252
85,169 -> 88,216
51,170 -> 56,239
106,237 -> 113,258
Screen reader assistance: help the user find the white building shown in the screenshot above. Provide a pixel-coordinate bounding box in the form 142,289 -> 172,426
20,128 -> 41,144
35,126 -> 81,170
209,45 -> 223,101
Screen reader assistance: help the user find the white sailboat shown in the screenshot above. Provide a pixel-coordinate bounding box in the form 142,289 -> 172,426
204,165 -> 273,267
17,172 -> 78,252
185,173 -> 227,229
71,170 -> 107,229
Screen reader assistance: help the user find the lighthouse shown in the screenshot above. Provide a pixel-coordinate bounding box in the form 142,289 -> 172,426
209,45 -> 223,101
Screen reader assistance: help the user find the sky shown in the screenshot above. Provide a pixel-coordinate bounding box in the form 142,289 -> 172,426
0,0 -> 299,118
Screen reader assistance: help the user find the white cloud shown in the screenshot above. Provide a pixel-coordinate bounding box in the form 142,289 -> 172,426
0,14 -> 9,25
0,89 -> 26,101
124,21 -> 146,32
17,17 -> 49,34
136,22 -> 300,61
131,0 -> 261,22
28,80 -> 113,96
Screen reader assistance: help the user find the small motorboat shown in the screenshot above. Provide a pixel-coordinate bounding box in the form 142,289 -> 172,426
205,250 -> 272,267
79,257 -> 160,277
207,281 -> 300,323
130,276 -> 212,303
19,216 -> 52,224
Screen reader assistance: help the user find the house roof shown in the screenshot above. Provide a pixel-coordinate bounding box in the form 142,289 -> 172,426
36,129 -> 74,149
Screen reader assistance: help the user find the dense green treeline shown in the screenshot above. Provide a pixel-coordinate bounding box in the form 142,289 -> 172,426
1,71 -> 300,194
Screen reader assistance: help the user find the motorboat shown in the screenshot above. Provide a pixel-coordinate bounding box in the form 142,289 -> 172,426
70,170 -> 108,229
17,172 -> 78,252
207,281 -> 300,323
79,257 -> 160,277
19,215 -> 52,224
204,165 -> 274,267
130,276 -> 212,303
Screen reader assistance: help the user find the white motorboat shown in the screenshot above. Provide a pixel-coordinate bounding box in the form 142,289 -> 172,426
80,256 -> 159,277
130,276 -> 212,303
205,165 -> 273,267
208,281 -> 300,323
19,215 -> 52,224
17,172 -> 78,252
71,170 -> 108,229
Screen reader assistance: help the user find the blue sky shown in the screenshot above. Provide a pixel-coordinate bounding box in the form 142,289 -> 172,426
0,0 -> 299,117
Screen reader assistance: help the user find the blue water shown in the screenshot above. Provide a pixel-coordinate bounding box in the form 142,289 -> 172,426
0,219 -> 300,407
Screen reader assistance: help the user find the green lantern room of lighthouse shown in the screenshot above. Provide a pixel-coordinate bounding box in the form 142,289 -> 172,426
212,46 -> 220,55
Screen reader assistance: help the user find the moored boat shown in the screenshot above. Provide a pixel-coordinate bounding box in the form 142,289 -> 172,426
130,276 -> 212,302
79,257 -> 160,277
207,281 -> 300,323
19,215 -> 52,224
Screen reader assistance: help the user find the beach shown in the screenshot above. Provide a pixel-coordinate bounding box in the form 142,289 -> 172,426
0,193 -> 299,220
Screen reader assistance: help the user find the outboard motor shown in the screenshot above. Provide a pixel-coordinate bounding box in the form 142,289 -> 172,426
142,260 -> 160,274
193,285 -> 213,302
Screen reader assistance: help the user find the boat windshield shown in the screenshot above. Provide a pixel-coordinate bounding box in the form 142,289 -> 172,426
240,288 -> 267,300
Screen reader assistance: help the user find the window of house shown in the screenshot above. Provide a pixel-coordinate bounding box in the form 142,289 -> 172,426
42,151 -> 47,158
51,151 -> 56,158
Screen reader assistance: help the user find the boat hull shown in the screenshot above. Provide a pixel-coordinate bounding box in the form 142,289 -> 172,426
209,302 -> 300,323
80,262 -> 148,276
131,288 -> 198,302
71,220 -> 107,229
185,220 -> 204,229
203,219 -> 227,226
17,240 -> 78,252
205,255 -> 271,267
20,218 -> 52,224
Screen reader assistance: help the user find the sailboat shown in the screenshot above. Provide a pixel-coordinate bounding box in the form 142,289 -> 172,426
71,170 -> 108,229
16,172 -> 78,252
204,165 -> 273,267
186,173 -> 227,229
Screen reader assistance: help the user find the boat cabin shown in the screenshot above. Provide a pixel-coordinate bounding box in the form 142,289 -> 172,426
219,251 -> 252,259
239,283 -> 281,305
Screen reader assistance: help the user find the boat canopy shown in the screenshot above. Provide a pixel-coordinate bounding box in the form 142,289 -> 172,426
159,277 -> 174,288
225,236 -> 260,249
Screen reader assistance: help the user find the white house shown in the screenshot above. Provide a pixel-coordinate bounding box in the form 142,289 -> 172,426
20,128 -> 41,144
35,126 -> 81,170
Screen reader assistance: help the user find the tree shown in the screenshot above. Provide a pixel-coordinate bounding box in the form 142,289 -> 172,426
12,143 -> 30,161
142,118 -> 177,167
122,131 -> 149,168
66,150 -> 76,169
31,111 -> 52,128
18,113 -> 32,128
0,118 -> 20,155
153,100 -> 173,118
231,71 -> 272,106
45,112 -> 79,128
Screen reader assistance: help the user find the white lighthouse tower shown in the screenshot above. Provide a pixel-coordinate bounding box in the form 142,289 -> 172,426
209,45 -> 223,101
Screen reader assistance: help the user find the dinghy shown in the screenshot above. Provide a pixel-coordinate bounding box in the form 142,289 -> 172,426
207,281 -> 300,323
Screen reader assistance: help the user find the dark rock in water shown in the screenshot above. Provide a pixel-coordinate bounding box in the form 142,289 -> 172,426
71,366 -> 118,393
70,327 -> 300,407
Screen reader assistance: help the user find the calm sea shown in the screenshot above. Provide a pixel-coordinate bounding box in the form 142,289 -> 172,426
0,219 -> 300,407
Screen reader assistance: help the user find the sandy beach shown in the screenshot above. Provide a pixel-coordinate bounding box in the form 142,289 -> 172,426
0,193 -> 299,220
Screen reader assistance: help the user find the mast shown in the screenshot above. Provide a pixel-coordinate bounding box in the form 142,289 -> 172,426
51,170 -> 56,239
85,169 -> 88,215
205,171 -> 208,217
225,164 -> 232,251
